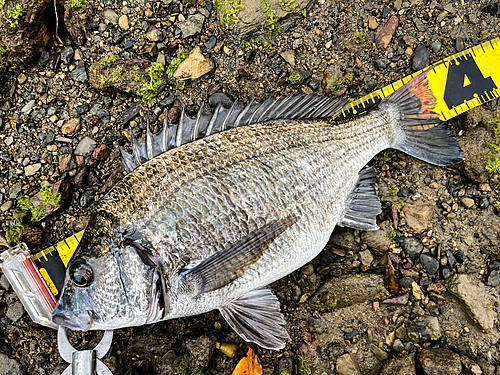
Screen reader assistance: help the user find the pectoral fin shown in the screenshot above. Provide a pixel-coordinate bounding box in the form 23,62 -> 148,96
181,216 -> 297,295
338,166 -> 382,231
220,288 -> 289,350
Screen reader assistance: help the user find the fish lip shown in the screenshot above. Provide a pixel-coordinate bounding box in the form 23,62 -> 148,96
52,308 -> 93,331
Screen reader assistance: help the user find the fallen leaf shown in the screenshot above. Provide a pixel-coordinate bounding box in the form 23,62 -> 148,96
232,347 -> 263,375
0,234 -> 11,248
216,342 -> 239,358
384,256 -> 401,295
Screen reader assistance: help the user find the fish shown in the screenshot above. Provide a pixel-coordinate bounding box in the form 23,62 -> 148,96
52,72 -> 463,350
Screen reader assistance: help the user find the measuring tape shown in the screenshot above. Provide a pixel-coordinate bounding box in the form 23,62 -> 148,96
337,37 -> 500,120
11,37 -> 500,311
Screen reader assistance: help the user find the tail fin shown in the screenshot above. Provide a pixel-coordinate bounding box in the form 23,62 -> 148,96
383,72 -> 464,167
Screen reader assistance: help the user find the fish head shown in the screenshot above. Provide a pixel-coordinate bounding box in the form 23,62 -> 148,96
52,213 -> 165,330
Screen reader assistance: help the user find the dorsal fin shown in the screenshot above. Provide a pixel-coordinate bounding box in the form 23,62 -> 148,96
120,94 -> 348,173
338,166 -> 382,231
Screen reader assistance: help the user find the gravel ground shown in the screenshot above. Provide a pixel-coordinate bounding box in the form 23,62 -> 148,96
0,0 -> 500,374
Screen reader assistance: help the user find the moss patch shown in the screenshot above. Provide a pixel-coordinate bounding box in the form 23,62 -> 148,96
138,62 -> 165,104
97,55 -> 120,65
0,0 -> 6,10
5,4 -> 25,31
261,0 -> 279,38
486,157 -> 500,173
214,0 -> 244,27
166,47 -> 190,88
298,356 -> 312,375
0,45 -> 9,68
70,0 -> 86,10
288,71 -> 303,86
279,0 -> 298,11
388,184 -> 399,196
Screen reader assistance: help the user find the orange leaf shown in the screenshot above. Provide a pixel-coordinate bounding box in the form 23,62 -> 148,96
384,256 -> 401,295
232,347 -> 263,375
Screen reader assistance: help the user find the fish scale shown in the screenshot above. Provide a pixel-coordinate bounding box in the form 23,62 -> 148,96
52,75 -> 463,350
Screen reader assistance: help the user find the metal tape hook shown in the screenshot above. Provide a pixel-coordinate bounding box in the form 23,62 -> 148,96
58,326 -> 114,375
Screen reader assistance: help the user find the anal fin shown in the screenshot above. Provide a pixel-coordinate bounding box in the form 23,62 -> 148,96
220,288 -> 289,350
339,166 -> 382,231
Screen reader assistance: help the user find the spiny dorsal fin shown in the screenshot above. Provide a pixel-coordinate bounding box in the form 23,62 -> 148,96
121,94 -> 348,173
338,166 -> 382,231
220,288 -> 289,350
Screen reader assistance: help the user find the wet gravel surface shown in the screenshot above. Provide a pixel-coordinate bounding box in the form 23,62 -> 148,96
0,0 -> 500,374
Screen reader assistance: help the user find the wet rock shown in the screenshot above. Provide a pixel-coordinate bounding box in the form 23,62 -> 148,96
0,352 -> 23,375
375,15 -> 399,49
0,0 -> 52,67
75,137 -> 97,156
20,226 -> 43,244
92,144 -> 110,161
361,221 -> 392,253
174,47 -> 214,81
417,348 -> 461,375
124,39 -> 135,49
62,118 -> 81,136
61,48 -> 74,64
6,300 -> 24,322
79,191 -> 93,207
185,335 -> 216,368
310,274 -> 387,312
60,0 -> 94,45
404,202 -> 435,234
336,353 -> 361,375
380,355 -> 416,375
71,61 -> 88,82
447,274 -> 496,330
398,237 -> 423,258
412,44 -> 430,72
431,41 -> 442,52
178,14 -> 205,38
209,93 -> 233,109
420,254 -> 440,274
486,270 -> 500,287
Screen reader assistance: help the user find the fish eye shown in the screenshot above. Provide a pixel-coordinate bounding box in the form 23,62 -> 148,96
69,259 -> 94,287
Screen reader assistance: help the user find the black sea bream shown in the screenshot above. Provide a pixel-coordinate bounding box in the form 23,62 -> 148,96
52,73 -> 463,349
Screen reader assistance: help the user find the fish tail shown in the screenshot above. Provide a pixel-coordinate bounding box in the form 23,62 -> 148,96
383,71 -> 464,166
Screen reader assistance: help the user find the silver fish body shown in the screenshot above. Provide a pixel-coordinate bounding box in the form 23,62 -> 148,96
53,74 -> 463,349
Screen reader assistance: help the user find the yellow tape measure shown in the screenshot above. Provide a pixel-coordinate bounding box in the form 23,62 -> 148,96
32,38 -> 500,298
337,37 -> 500,120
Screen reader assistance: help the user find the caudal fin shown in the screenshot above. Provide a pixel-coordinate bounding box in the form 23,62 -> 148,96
383,72 -> 464,167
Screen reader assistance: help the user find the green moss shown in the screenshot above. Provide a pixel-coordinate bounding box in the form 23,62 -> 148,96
280,370 -> 292,375
6,225 -> 21,244
5,4 -> 24,31
322,72 -> 354,95
0,0 -> 6,10
132,65 -> 143,82
137,62 -> 166,104
393,199 -> 405,210
352,31 -> 365,44
40,186 -> 62,206
386,222 -> 396,241
166,47 -> 189,89
388,184 -> 399,196
279,0 -> 298,11
379,149 -> 394,161
190,368 -> 206,375
261,0 -> 279,38
214,0 -> 244,27
287,72 -> 303,86
300,9 -> 306,17
107,65 -> 126,84
173,359 -> 189,375
70,0 -> 86,10
298,356 -> 312,375
485,141 -> 500,154
486,157 -> 500,173
98,55 -> 120,65
239,39 -> 273,52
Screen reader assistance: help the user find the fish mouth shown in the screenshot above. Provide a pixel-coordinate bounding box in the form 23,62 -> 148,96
52,308 -> 94,331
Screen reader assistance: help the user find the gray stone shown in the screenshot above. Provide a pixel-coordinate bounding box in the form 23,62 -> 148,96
71,62 -> 88,82
102,8 -> 119,23
60,47 -> 74,64
75,137 -> 97,156
412,44 -> 430,72
310,274 -> 387,312
447,274 -> 496,330
9,182 -> 22,199
0,274 -> 10,290
370,344 -> 388,361
431,41 -> 442,52
355,349 -> 382,375
6,300 -> 24,322
337,353 -> 361,375
0,353 -> 23,375
416,316 -> 441,341
380,355 -> 416,375
31,108 -> 46,122
359,249 -> 374,266
79,191 -> 94,207
0,201 -> 12,211
487,270 -> 500,287
417,348 -> 461,375
21,99 -> 36,114
398,237 -> 424,258
392,339 -> 405,352
420,254 -> 440,274
208,93 -> 233,109
185,335 -> 216,368
280,50 -> 295,66
178,14 -> 205,38
25,163 -> 42,176
413,17 -> 426,32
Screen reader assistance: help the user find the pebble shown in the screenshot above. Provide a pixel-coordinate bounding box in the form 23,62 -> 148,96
118,15 -> 129,30
60,48 -> 74,65
146,27 -> 163,42
25,163 -> 42,176
486,270 -> 500,287
368,18 -> 378,29
38,51 -> 50,68
208,93 -> 233,109
75,137 -> 97,156
9,182 -> 22,199
336,353 -> 361,375
420,254 -> 440,274
392,338 -> 404,352
370,345 -> 388,361
102,8 -> 119,23
460,197 -> 474,208
204,35 -> 217,50
5,136 -> 13,146
412,44 -> 430,71
124,39 -> 136,49
0,275 -> 10,290
6,300 -> 24,322
79,191 -> 94,207
431,41 -> 442,52
413,17 -> 426,32
185,335 -> 216,368
17,73 -> 27,84
344,329 -> 359,341
399,277 -> 414,289
71,62 -> 88,82
412,281 -> 425,300
280,50 -> 295,66
178,14 -> 205,38
21,99 -> 36,114
398,237 -> 423,258
359,249 -> 374,266
0,201 -> 13,211
62,118 -> 81,136
93,144 -> 111,161
375,15 -> 399,49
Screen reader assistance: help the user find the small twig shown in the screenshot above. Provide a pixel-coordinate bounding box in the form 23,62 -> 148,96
53,0 -> 63,45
